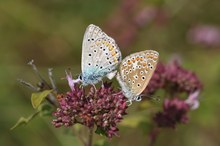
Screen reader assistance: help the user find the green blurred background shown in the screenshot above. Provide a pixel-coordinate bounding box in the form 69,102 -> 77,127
1,0 -> 220,146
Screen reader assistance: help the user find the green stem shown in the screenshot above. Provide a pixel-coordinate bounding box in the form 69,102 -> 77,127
87,127 -> 93,146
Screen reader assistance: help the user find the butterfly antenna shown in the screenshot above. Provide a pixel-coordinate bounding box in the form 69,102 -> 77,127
141,94 -> 161,102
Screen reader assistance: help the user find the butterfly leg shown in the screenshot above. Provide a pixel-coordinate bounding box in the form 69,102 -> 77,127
101,80 -> 104,88
126,100 -> 133,106
91,83 -> 97,92
79,84 -> 84,89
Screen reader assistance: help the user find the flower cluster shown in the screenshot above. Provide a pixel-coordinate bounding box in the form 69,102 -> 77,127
153,98 -> 190,128
145,60 -> 202,95
144,60 -> 202,130
52,82 -> 128,138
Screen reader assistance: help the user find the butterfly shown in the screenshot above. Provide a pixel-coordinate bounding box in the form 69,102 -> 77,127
69,24 -> 121,86
116,50 -> 159,104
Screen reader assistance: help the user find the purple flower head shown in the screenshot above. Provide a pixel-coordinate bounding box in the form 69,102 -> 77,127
165,60 -> 202,94
188,25 -> 220,47
144,63 -> 166,95
145,60 -> 202,95
154,98 -> 190,128
52,82 -> 128,138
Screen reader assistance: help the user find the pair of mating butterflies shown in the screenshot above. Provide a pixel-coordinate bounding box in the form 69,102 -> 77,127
71,24 -> 159,103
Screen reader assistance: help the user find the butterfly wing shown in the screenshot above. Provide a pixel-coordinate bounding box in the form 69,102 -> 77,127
81,24 -> 121,84
118,50 -> 159,99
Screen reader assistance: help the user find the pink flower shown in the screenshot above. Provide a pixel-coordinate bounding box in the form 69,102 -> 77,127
154,98 -> 190,128
145,60 -> 202,95
185,90 -> 200,110
52,82 -> 128,138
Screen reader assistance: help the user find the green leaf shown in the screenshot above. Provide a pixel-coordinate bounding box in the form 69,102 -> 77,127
95,127 -> 107,137
10,112 -> 40,130
38,103 -> 54,117
31,90 -> 53,109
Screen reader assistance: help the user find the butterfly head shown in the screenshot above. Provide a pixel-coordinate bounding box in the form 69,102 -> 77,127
78,73 -> 82,80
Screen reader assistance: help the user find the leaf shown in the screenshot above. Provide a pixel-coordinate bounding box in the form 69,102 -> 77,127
31,90 -> 53,109
10,112 -> 40,130
38,103 -> 54,117
95,127 -> 107,137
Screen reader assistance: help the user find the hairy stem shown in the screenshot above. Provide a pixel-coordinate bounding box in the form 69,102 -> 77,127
48,68 -> 58,93
17,79 -> 39,91
28,60 -> 51,89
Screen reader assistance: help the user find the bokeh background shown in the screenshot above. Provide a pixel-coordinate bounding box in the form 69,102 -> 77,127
1,0 -> 220,146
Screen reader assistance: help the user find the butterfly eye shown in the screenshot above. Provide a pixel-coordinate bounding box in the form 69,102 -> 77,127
78,74 -> 82,80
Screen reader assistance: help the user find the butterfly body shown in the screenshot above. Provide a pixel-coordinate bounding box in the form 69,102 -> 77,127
116,50 -> 159,102
76,24 -> 121,86
80,67 -> 107,86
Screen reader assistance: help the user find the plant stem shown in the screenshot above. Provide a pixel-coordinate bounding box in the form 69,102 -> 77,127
48,68 -> 58,93
87,127 -> 93,146
28,60 -> 51,89
72,127 -> 87,146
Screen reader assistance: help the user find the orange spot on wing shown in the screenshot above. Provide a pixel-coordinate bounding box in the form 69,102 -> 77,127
111,52 -> 116,56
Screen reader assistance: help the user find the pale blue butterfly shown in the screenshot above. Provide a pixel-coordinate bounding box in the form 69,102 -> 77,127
69,24 -> 121,86
116,50 -> 159,104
